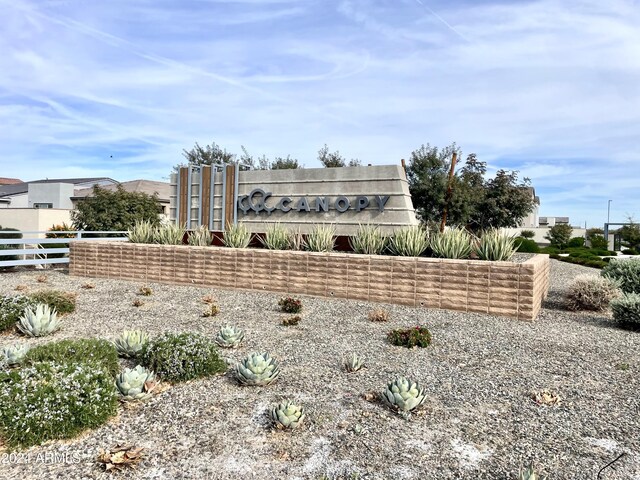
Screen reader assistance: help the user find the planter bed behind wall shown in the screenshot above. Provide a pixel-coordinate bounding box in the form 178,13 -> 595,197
69,242 -> 550,321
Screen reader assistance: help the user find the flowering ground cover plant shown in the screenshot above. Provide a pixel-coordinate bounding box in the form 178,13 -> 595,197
278,297 -> 303,314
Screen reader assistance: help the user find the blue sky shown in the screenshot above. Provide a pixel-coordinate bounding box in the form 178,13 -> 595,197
1,0 -> 638,227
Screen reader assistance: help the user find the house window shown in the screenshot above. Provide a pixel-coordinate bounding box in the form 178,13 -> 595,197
34,203 -> 53,209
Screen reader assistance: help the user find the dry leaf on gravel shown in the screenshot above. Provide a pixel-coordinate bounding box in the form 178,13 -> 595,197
531,389 -> 561,406
97,445 -> 144,471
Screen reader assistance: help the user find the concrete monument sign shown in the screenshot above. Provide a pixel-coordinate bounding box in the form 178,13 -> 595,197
170,164 -> 418,235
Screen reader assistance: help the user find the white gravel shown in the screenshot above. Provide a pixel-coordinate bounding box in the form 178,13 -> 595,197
0,259 -> 638,480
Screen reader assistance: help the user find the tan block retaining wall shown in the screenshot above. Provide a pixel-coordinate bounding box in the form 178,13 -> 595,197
69,242 -> 550,321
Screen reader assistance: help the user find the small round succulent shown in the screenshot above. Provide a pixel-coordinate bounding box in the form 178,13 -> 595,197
115,365 -> 158,401
114,330 -> 149,358
1,343 -> 30,367
235,352 -> 280,386
17,304 -> 60,337
215,325 -> 244,348
270,400 -> 305,429
381,377 -> 426,415
343,353 -> 365,373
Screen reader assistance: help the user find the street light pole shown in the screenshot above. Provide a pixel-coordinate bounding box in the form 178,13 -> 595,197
607,200 -> 612,224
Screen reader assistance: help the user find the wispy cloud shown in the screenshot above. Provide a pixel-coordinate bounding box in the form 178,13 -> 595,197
0,0 -> 638,226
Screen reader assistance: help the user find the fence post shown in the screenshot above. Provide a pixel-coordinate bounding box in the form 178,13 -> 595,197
78,231 -> 83,239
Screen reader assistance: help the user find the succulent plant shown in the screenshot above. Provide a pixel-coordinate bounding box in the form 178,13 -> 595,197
343,353 -> 365,373
114,330 -> 149,358
215,325 -> 244,348
519,464 -> 546,480
16,304 -> 60,337
235,352 -> 280,386
270,400 -> 305,429
1,344 -> 30,367
381,377 -> 426,415
202,303 -> 220,317
115,365 -> 158,401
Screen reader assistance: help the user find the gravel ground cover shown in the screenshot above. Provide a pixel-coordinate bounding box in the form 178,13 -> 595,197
0,259 -> 638,480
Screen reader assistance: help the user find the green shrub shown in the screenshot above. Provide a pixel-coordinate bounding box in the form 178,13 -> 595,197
567,237 -> 585,248
23,339 -> 120,376
187,225 -> 212,246
0,295 -> 38,332
545,224 -> 573,249
515,237 -> 540,253
349,224 -> 387,255
474,229 -> 516,261
389,226 -> 429,257
28,290 -> 76,315
610,293 -> 640,324
590,248 -> 615,256
0,361 -> 118,448
387,326 -> 432,348
430,227 -> 473,259
540,246 -> 559,255
520,230 -> 535,239
602,259 -> 640,294
565,274 -> 621,311
278,296 -> 303,314
222,223 -> 251,248
304,224 -> 336,252
41,223 -> 75,259
260,223 -> 291,250
140,332 -> 226,382
0,227 -> 21,268
622,249 -> 639,256
589,234 -> 609,250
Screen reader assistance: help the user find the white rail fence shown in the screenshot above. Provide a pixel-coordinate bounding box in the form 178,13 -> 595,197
0,231 -> 128,268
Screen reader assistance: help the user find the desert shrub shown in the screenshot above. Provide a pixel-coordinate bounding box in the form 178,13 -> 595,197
128,219 -> 157,244
474,229 -> 516,261
29,290 -> 76,315
281,315 -> 301,326
260,223 -> 291,250
602,259 -> 640,294
23,338 -> 120,376
278,297 -> 302,314
389,226 -> 429,257
349,224 -> 387,255
140,332 -> 226,382
430,227 -> 473,259
155,223 -> 186,245
187,225 -> 212,246
515,237 -> 540,253
0,361 -> 118,448
567,237 -> 585,248
589,234 -> 609,250
610,293 -> 640,324
388,326 -> 432,348
0,295 -> 38,332
368,309 -> 390,322
305,224 -> 336,252
565,274 -> 622,311
520,230 -> 535,239
222,223 -> 251,248
622,249 -> 639,255
545,224 -> 573,249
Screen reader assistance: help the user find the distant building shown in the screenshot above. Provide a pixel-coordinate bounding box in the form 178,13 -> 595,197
538,216 -> 570,227
0,177 -> 117,209
0,177 -> 23,185
518,187 -> 540,228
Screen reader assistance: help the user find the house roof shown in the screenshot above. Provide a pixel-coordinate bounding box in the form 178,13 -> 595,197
0,177 -> 22,185
73,180 -> 170,202
0,177 -> 115,198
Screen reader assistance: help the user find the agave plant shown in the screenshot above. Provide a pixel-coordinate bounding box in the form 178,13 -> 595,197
519,464 -> 546,480
343,353 -> 365,373
388,226 -> 429,257
1,343 -> 30,367
222,223 -> 251,248
215,325 -> 245,348
349,224 -> 387,255
187,225 -> 212,246
270,400 -> 305,429
235,352 -> 280,386
430,227 -> 474,259
17,304 -> 60,337
114,330 -> 149,358
381,377 -> 426,415
155,223 -> 186,245
260,223 -> 291,250
304,224 -> 336,252
115,365 -> 158,401
128,220 -> 157,244
474,229 -> 517,261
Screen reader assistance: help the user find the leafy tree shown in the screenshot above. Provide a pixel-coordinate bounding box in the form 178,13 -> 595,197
589,234 -> 609,249
272,156 -> 301,169
348,158 -> 362,167
544,224 -> 573,249
520,230 -> 536,239
406,144 -> 533,231
619,216 -> 640,250
182,141 -> 235,167
71,185 -> 160,232
318,144 -> 346,167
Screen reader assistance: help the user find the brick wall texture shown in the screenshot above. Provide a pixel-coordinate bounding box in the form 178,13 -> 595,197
69,242 -> 550,321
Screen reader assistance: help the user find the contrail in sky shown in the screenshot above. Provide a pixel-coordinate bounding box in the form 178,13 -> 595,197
413,0 -> 473,43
